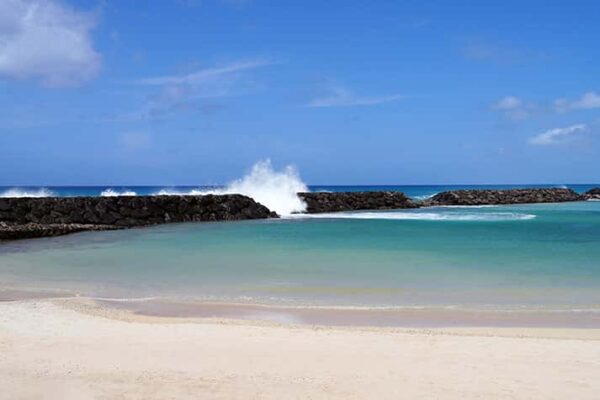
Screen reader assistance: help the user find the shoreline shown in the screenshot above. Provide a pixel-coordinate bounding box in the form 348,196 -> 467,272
12,297 -> 600,339
1,298 -> 599,399
3,291 -> 600,329
49,298 -> 600,339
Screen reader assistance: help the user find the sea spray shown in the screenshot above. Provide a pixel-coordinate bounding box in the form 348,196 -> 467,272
413,193 -> 438,201
154,160 -> 308,215
0,188 -> 55,198
101,189 -> 138,197
223,160 -> 307,215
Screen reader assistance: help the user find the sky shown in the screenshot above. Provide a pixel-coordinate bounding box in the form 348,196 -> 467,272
1,0 -> 599,185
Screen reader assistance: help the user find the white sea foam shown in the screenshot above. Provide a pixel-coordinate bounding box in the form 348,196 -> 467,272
0,188 -> 55,198
289,211 -> 536,221
100,189 -> 137,197
438,204 -> 499,209
413,193 -> 438,200
223,160 -> 307,215
154,188 -> 211,196
154,160 -> 308,215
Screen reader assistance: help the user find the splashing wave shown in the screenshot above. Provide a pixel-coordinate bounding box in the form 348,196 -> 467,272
101,189 -> 137,197
154,160 -> 308,215
0,188 -> 55,198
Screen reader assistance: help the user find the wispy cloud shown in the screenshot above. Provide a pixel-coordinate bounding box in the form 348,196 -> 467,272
493,96 -> 522,110
491,96 -> 535,121
529,124 -> 588,146
112,59 -> 270,122
492,91 -> 600,120
554,92 -> 600,113
307,86 -> 404,108
461,40 -> 545,65
111,100 -> 224,123
131,60 -> 271,86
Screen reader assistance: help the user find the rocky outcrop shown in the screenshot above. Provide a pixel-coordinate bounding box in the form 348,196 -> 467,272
583,188 -> 600,200
423,188 -> 582,206
0,195 -> 277,241
298,191 -> 418,213
0,222 -> 122,241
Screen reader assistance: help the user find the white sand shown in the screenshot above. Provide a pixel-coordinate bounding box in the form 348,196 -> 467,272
1,299 -> 599,400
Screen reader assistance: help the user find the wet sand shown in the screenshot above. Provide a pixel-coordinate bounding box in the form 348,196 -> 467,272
4,288 -> 600,329
1,298 -> 599,399
97,298 -> 600,328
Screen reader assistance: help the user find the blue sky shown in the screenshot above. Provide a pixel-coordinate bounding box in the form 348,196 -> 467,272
1,0 -> 599,185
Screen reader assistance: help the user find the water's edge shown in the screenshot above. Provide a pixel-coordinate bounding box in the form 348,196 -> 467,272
3,289 -> 599,329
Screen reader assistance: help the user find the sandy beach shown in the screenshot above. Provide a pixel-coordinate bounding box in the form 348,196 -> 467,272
1,299 -> 599,400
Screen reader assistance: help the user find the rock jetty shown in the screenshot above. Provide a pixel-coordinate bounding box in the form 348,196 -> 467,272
1,187 -> 593,241
298,191 -> 418,213
583,188 -> 600,200
423,188 -> 582,206
0,195 -> 277,241
0,222 -> 121,241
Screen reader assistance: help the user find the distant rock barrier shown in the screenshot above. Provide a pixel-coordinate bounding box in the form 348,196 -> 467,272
583,188 -> 600,200
0,195 -> 277,241
298,191 -> 418,213
423,188 -> 582,206
1,187 -> 593,241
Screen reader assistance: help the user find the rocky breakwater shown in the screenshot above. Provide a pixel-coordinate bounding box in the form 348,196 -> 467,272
0,195 -> 277,241
583,188 -> 600,200
423,188 -> 582,206
298,191 -> 418,213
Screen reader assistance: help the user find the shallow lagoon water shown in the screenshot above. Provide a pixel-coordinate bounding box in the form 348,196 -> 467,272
1,201 -> 599,312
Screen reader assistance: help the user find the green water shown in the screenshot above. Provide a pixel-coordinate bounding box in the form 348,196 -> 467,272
1,202 -> 600,309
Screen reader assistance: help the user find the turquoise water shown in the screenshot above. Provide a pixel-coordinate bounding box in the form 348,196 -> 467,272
1,201 -> 599,310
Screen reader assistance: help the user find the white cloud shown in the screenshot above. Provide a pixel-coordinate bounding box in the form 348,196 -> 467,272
529,124 -> 588,146
491,96 -> 532,120
115,59 -> 269,121
307,86 -> 404,108
492,96 -> 522,110
554,92 -> 600,113
0,0 -> 101,87
132,60 -> 271,86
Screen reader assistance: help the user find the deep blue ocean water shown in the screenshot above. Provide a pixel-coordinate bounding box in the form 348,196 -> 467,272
0,184 -> 597,200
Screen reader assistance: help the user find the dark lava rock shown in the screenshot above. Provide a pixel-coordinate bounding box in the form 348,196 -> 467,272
423,188 -> 582,206
583,188 -> 600,200
298,191 -> 418,213
0,222 -> 122,241
0,195 -> 278,241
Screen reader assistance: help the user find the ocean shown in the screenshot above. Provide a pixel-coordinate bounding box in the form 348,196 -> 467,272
1,182 -> 600,323
1,183 -> 598,201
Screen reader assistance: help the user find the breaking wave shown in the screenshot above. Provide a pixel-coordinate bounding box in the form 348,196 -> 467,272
0,188 -> 55,198
290,211 -> 536,221
412,193 -> 438,201
154,160 -> 308,216
101,189 -> 137,197
154,188 -> 214,196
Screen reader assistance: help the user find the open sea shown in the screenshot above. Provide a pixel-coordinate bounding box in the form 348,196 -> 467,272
1,183 -> 600,324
